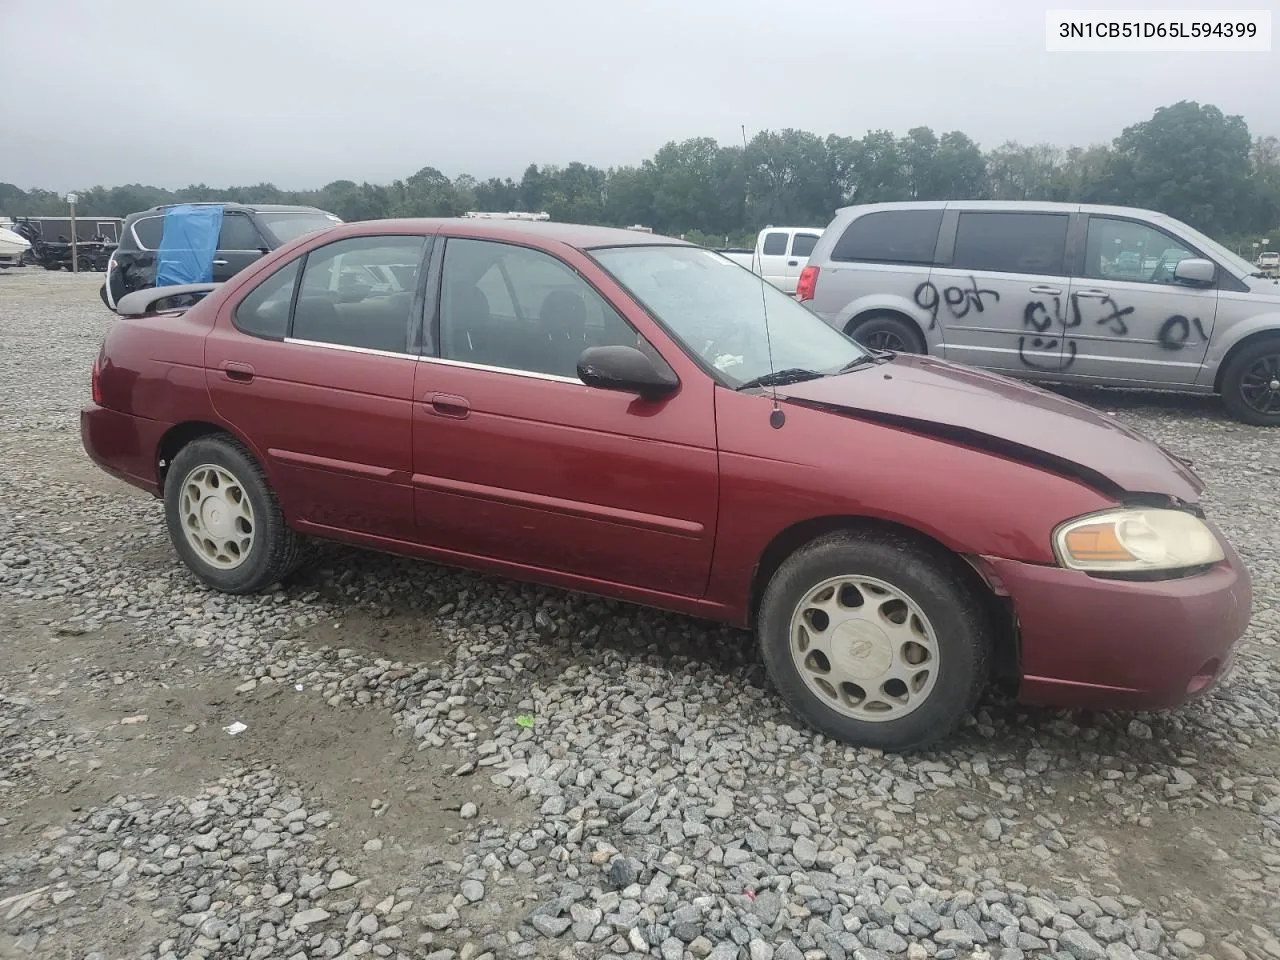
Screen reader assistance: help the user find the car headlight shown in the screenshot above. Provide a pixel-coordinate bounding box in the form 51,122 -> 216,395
1053,508 -> 1224,573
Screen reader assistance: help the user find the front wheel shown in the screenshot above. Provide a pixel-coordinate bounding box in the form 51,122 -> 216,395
757,529 -> 990,752
163,435 -> 304,594
1220,338 -> 1280,426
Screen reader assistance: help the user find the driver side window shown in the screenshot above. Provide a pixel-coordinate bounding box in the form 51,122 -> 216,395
1084,217 -> 1196,285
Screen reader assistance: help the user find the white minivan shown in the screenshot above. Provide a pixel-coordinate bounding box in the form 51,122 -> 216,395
718,226 -> 824,295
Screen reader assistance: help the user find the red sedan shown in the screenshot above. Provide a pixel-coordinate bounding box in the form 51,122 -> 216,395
81,219 -> 1252,751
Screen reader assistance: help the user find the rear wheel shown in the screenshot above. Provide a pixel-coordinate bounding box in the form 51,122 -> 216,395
757,529 -> 990,752
163,436 -> 304,593
848,313 -> 926,353
1221,337 -> 1280,426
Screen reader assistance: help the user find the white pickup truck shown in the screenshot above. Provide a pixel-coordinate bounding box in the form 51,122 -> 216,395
717,226 -> 824,295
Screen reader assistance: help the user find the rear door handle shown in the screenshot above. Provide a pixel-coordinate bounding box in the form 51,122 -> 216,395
425,392 -> 470,419
1074,289 -> 1109,299
787,260 -> 799,266
212,259 -> 229,266
222,361 -> 255,382
1029,285 -> 1062,295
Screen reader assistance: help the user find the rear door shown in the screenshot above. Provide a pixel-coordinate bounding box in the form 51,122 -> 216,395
756,230 -> 791,289
1061,214 -> 1219,386
205,231 -> 431,539
213,211 -> 270,283
930,210 -> 1069,376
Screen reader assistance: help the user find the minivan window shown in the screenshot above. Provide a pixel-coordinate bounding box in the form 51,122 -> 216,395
131,216 -> 164,250
1084,217 -> 1196,284
952,212 -> 1068,275
762,232 -> 789,256
830,210 -> 942,265
218,213 -> 265,251
791,233 -> 821,258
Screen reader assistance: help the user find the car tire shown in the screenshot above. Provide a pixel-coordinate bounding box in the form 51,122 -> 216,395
163,435 -> 305,594
1220,337 -> 1280,426
848,313 -> 926,353
757,528 -> 990,752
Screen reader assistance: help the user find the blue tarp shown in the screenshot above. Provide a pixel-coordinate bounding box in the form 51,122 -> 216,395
155,204 -> 223,287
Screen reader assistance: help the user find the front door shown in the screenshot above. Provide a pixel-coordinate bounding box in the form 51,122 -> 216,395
205,232 -> 431,539
931,210 -> 1070,376
411,236 -> 719,597
1060,214 -> 1219,386
213,211 -> 269,283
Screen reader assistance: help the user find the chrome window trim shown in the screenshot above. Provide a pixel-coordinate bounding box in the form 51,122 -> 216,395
282,337 -> 585,384
419,354 -> 583,385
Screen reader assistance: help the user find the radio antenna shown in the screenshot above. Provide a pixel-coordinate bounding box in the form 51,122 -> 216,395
742,123 -> 784,429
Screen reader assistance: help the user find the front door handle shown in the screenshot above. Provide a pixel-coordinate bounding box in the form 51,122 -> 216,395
1074,289 -> 1109,299
1029,285 -> 1062,295
212,259 -> 229,266
425,392 -> 470,419
222,361 -> 255,383
788,259 -> 799,267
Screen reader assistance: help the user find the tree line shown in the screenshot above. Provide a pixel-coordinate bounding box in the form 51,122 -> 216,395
3,101 -> 1277,254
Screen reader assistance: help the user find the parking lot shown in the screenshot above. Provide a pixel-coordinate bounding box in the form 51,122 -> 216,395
1,270 -> 1278,960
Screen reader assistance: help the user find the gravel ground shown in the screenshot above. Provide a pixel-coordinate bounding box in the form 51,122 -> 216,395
1,268 -> 1278,960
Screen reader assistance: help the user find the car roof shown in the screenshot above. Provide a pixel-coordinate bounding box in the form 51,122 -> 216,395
327,218 -> 693,250
831,199 -> 1168,220
130,202 -> 331,220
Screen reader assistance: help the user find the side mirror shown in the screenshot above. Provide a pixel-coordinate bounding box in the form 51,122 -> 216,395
577,345 -> 678,401
1174,258 -> 1215,285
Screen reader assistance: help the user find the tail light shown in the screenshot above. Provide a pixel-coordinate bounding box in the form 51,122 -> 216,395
796,265 -> 819,302
91,352 -> 103,406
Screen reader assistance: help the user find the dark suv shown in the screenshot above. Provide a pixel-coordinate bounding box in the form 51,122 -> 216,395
101,202 -> 342,311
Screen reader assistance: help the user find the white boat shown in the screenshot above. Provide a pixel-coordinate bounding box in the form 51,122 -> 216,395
0,226 -> 31,268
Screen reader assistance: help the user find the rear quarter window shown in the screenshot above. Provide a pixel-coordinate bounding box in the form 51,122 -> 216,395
130,216 -> 164,250
830,210 -> 942,265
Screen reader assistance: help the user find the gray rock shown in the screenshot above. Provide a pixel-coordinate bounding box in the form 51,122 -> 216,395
607,857 -> 641,889
866,927 -> 907,953
459,802 -> 478,820
1061,929 -> 1107,960
750,939 -> 775,960
328,869 -> 359,890
981,817 -> 1003,841
532,914 -> 572,937
1175,929 -> 1206,949
793,836 -> 819,868
461,880 -> 485,903
292,908 -> 332,928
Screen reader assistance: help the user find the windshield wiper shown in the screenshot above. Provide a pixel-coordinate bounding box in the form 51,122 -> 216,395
735,368 -> 826,391
838,353 -> 888,372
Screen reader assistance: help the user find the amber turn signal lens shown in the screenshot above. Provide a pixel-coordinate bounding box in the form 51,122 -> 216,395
1062,523 -> 1136,563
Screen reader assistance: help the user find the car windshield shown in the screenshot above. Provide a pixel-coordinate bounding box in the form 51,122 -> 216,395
590,245 -> 869,386
256,211 -> 343,244
1153,214 -> 1255,276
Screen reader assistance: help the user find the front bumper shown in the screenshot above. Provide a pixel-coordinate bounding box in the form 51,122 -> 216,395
80,402 -> 169,497
986,530 -> 1252,710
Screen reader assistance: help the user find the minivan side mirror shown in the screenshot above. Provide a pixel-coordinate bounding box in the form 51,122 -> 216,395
577,345 -> 679,401
1174,258 -> 1215,285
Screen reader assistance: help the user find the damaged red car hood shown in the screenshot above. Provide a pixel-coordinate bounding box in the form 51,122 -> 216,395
777,354 -> 1204,501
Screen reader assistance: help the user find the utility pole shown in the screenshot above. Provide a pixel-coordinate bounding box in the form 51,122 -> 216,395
67,192 -> 79,273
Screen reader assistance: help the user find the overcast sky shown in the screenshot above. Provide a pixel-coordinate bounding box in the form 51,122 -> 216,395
4,0 -> 1276,191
